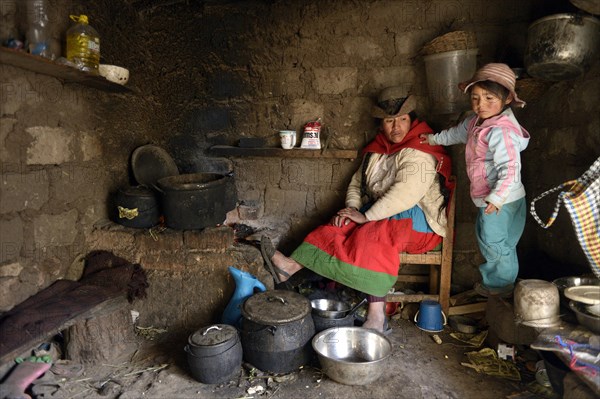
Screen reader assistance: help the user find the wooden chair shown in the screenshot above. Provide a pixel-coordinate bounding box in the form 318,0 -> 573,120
386,177 -> 456,314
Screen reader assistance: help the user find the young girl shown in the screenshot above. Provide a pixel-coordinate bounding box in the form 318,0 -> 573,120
422,63 -> 530,297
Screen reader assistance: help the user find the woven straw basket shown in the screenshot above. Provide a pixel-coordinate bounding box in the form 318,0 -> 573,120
421,31 -> 478,56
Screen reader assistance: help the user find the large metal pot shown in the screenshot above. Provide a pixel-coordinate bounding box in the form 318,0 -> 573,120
514,279 -> 561,328
240,291 -> 315,374
156,172 -> 236,230
525,14 -> 600,81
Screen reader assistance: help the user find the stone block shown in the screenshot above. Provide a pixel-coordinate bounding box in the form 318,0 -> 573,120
49,164 -> 108,208
367,68 -> 415,93
234,158 -> 281,187
0,117 -> 18,162
336,97 -> 373,132
139,253 -> 187,272
184,226 -> 235,252
237,204 -> 261,220
80,132 -> 103,161
290,100 -> 325,131
264,187 -> 307,217
33,209 -> 79,247
269,69 -> 304,97
136,230 -> 183,254
86,227 -> 136,258
0,261 -> 22,277
0,169 -> 49,212
342,36 -> 383,61
0,216 -> 23,263
26,127 -> 75,165
314,67 -> 357,95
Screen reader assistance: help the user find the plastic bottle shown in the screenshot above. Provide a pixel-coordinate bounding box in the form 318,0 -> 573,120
66,15 -> 100,74
25,0 -> 52,58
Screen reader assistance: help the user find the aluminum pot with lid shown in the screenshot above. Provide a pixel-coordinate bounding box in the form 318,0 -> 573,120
525,13 -> 600,81
240,290 -> 315,373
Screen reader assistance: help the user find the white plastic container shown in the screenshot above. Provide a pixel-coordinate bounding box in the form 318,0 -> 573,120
424,49 -> 478,114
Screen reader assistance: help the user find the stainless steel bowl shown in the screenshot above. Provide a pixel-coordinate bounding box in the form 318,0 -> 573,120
310,299 -> 350,319
552,276 -> 600,307
569,301 -> 600,334
312,327 -> 392,385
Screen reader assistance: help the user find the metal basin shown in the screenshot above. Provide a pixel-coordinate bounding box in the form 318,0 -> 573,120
552,276 -> 600,307
312,327 -> 392,385
310,299 -> 350,319
569,301 -> 600,334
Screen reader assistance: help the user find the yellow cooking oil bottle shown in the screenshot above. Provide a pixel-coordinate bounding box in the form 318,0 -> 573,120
66,15 -> 100,74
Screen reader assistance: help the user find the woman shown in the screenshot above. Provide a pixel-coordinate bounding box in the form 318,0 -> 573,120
262,87 -> 453,333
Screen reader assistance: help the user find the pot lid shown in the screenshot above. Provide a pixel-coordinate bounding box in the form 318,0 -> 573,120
565,286 -> 600,305
156,173 -> 226,191
189,324 -> 238,347
118,185 -> 157,197
241,291 -> 311,325
131,145 -> 179,187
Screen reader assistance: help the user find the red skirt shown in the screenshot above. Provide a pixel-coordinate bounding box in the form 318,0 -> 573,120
290,218 -> 442,297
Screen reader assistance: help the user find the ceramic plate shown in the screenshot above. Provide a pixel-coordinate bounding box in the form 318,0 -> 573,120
564,285 -> 600,305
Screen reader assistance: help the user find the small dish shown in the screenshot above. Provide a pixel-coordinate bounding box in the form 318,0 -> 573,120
564,285 -> 600,305
99,64 -> 130,85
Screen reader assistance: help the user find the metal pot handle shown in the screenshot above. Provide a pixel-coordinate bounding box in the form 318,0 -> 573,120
203,325 -> 222,335
267,296 -> 287,305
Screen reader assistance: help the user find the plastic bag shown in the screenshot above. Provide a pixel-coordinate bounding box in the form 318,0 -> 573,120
300,118 -> 322,149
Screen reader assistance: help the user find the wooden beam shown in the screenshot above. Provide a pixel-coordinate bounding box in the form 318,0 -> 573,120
448,302 -> 487,316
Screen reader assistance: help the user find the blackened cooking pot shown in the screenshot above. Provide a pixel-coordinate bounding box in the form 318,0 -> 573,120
525,13 -> 600,81
240,291 -> 315,373
112,185 -> 160,228
156,172 -> 236,230
185,324 -> 242,384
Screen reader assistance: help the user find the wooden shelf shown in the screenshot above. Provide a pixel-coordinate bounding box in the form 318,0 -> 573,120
209,145 -> 358,159
0,47 -> 132,93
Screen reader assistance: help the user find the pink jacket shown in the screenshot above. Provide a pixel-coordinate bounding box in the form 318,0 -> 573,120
429,108 -> 530,208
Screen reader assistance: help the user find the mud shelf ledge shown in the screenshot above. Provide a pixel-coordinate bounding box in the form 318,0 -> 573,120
0,47 -> 132,93
209,145 -> 358,159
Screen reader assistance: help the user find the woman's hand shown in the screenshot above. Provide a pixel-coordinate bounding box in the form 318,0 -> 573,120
484,202 -> 500,215
331,207 -> 367,226
419,133 -> 431,144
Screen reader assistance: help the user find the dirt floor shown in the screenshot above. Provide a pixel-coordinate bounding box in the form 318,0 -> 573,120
21,317 -> 560,399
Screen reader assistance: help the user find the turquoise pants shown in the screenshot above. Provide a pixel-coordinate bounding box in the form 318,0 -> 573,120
476,197 -> 526,289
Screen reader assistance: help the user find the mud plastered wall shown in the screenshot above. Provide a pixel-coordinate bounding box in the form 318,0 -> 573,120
1,0 -> 597,313
0,0 -> 161,311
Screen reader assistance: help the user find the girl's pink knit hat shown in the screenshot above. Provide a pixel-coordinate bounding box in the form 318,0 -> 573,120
459,63 -> 526,108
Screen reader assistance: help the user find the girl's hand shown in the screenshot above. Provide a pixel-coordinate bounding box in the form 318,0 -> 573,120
419,133 -> 431,144
331,207 -> 367,226
484,202 -> 500,215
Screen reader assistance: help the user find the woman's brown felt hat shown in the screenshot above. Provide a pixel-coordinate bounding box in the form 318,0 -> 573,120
371,86 -> 417,118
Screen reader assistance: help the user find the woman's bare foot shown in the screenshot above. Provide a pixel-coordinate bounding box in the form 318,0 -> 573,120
362,302 -> 386,332
271,251 -> 303,282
